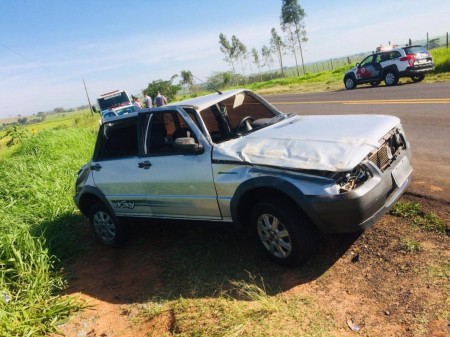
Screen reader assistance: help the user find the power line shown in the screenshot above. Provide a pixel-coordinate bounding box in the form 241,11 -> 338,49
0,40 -> 64,77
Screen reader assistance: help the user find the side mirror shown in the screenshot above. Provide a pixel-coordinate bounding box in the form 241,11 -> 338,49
356,63 -> 360,68
174,137 -> 204,154
92,106 -> 98,113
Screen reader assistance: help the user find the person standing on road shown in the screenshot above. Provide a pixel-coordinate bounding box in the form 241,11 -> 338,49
154,91 -> 168,107
132,96 -> 142,108
143,92 -> 152,108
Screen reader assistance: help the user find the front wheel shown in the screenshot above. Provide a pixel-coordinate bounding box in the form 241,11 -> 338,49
384,70 -> 399,86
251,200 -> 316,266
89,203 -> 126,247
411,74 -> 425,82
344,76 -> 357,90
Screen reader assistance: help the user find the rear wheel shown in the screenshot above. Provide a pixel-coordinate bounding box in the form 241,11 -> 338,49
344,75 -> 357,90
384,70 -> 399,86
250,200 -> 316,266
411,74 -> 425,82
89,203 -> 126,247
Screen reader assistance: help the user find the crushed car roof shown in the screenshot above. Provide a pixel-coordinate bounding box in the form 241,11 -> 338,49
167,89 -> 246,111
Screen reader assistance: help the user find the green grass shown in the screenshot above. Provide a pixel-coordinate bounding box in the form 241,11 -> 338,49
430,46 -> 450,73
137,276 -> 333,337
0,123 -> 97,336
400,237 -> 423,253
390,201 -> 447,234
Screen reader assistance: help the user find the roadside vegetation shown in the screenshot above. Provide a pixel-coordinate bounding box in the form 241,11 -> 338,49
0,46 -> 449,337
0,115 -> 97,336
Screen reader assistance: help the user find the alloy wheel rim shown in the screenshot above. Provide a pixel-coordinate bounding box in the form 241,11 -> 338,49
386,73 -> 395,85
93,211 -> 116,242
345,78 -> 354,89
257,214 -> 292,258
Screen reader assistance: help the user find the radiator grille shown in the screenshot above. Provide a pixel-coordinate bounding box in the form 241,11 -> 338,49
369,144 -> 390,171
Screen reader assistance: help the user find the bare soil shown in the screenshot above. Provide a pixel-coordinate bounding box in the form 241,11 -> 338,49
53,194 -> 449,337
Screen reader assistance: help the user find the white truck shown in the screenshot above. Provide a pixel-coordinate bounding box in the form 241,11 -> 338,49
97,90 -> 132,114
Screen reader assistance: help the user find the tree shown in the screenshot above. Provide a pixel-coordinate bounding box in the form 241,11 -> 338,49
270,28 -> 285,76
219,33 -> 236,74
179,70 -> 194,92
144,78 -> 181,102
232,35 -> 247,78
285,27 -> 301,76
261,45 -> 274,77
17,117 -> 28,125
206,71 -> 235,90
281,0 -> 308,74
252,48 -> 263,81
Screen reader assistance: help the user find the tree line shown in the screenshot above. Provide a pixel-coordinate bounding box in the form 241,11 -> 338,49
219,0 -> 307,79
141,1 -> 307,101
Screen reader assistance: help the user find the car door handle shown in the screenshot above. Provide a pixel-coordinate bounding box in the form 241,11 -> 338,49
90,163 -> 102,171
138,161 -> 152,169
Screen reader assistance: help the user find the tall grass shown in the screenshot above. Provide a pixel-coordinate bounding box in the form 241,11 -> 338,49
0,125 -> 96,336
430,46 -> 450,73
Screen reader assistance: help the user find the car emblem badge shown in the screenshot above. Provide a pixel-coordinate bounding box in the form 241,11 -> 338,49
113,201 -> 135,209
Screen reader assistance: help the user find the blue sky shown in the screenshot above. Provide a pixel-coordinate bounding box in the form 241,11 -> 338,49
0,0 -> 449,118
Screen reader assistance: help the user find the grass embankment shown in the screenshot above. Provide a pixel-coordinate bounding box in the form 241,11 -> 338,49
0,116 -> 97,336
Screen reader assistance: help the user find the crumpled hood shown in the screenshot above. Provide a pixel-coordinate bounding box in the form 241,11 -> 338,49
213,114 -> 400,172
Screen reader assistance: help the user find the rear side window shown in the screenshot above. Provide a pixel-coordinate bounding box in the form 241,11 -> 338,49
95,118 -> 138,160
389,51 -> 401,59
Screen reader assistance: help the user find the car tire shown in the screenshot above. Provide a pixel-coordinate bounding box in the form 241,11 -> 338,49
384,70 -> 399,86
344,75 -> 357,90
89,202 -> 126,247
370,81 -> 381,87
250,199 -> 316,266
411,74 -> 425,82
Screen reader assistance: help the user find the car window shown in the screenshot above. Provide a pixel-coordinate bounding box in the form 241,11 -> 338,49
143,110 -> 198,156
360,55 -> 374,66
375,53 -> 389,63
198,92 -> 276,143
404,46 -> 428,55
389,51 -> 401,60
96,118 -> 138,160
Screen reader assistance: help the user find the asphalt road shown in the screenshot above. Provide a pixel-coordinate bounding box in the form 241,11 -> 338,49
263,82 -> 450,202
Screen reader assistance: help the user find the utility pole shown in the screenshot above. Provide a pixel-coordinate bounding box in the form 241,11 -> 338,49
83,78 -> 94,116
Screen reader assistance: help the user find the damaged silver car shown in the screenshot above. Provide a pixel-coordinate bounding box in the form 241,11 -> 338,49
74,89 -> 412,266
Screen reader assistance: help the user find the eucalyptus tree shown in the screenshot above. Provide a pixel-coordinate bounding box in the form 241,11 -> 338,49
180,70 -> 194,92
281,0 -> 308,74
232,35 -> 247,78
219,33 -> 236,73
252,48 -> 263,81
261,45 -> 274,77
270,27 -> 285,76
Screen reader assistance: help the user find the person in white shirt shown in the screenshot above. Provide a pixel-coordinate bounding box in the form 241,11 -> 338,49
143,93 -> 152,108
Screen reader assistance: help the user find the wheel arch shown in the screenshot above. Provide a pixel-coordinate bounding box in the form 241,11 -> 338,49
382,65 -> 399,76
78,186 -> 114,218
230,177 -> 320,232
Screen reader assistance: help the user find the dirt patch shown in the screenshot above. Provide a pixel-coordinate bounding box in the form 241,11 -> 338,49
54,195 -> 449,336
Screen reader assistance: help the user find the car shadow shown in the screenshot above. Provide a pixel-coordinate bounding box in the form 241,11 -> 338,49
336,80 -> 420,92
61,218 -> 361,305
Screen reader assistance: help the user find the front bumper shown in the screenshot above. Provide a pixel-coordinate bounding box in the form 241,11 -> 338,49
306,149 -> 412,233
